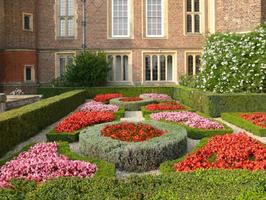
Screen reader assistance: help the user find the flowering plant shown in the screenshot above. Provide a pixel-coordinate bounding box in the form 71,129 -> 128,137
55,111 -> 115,133
0,143 -> 96,188
146,102 -> 186,111
101,122 -> 166,142
94,93 -> 123,102
175,134 -> 266,172
151,111 -> 224,129
120,97 -> 143,102
240,113 -> 266,128
140,93 -> 172,101
80,100 -> 119,112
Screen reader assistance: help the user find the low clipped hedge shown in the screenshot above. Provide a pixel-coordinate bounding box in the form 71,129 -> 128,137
80,121 -> 187,172
46,108 -> 125,142
0,90 -> 86,157
222,112 -> 266,137
109,98 -> 156,111
1,170 -> 265,200
146,113 -> 233,140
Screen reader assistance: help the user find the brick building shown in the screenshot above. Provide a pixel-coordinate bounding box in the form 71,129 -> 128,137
0,0 -> 265,91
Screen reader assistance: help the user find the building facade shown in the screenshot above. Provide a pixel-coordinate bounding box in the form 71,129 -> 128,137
0,0 -> 265,91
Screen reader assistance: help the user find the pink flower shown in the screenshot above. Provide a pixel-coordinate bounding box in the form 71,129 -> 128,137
80,100 -> 119,112
0,143 -> 97,188
151,112 -> 224,129
140,93 -> 172,101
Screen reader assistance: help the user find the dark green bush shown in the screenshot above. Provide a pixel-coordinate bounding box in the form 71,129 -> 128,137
63,51 -> 110,87
0,90 -> 86,157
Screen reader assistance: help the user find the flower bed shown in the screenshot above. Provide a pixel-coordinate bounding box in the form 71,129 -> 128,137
80,100 -> 119,112
150,112 -> 232,139
0,143 -> 96,188
94,93 -> 123,103
110,98 -> 155,111
80,121 -> 187,172
174,134 -> 266,172
222,112 -> 266,137
46,111 -> 116,142
140,93 -> 172,102
101,122 -> 166,142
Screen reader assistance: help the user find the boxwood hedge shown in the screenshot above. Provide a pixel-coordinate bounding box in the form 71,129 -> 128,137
80,121 -> 187,172
221,112 -> 266,137
0,90 -> 86,157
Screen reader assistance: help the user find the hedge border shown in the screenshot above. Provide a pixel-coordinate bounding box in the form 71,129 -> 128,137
80,121 -> 187,172
46,108 -> 126,142
0,90 -> 86,157
145,112 -> 233,139
221,112 -> 266,137
109,97 -> 156,111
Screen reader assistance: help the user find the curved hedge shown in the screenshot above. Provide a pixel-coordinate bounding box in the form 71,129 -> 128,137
109,98 -> 155,111
80,121 -> 187,172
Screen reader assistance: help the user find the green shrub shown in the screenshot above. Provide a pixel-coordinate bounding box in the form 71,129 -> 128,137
109,98 -> 156,111
80,121 -> 187,172
179,75 -> 198,88
0,90 -> 86,157
195,23 -> 266,93
63,51 -> 110,87
221,113 -> 266,137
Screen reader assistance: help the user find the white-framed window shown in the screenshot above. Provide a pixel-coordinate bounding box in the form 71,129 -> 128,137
146,0 -> 164,37
185,0 -> 201,34
55,53 -> 74,78
22,13 -> 33,31
58,0 -> 75,37
112,0 -> 130,38
24,65 -> 35,82
144,54 -> 173,81
186,53 -> 201,75
107,53 -> 131,82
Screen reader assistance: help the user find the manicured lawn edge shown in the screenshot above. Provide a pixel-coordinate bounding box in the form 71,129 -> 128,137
0,90 -> 86,157
221,112 -> 266,137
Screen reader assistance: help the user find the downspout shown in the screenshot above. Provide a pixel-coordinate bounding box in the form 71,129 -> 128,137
82,0 -> 87,51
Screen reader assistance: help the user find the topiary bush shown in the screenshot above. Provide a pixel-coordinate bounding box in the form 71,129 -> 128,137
63,51 -> 110,87
195,23 -> 266,93
79,121 -> 187,172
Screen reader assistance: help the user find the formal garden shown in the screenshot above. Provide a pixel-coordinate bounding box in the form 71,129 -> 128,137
0,23 -> 265,199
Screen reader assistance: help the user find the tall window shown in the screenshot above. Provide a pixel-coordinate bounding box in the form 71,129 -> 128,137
108,54 -> 130,81
112,0 -> 129,37
145,54 -> 173,81
23,13 -> 33,31
146,0 -> 164,37
24,66 -> 35,82
186,0 -> 201,34
187,53 -> 201,75
58,0 -> 74,37
56,53 -> 74,78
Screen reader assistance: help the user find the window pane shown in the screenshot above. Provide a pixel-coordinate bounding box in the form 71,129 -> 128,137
115,55 -> 122,81
194,0 -> 200,12
24,16 -> 30,30
60,0 -> 66,16
188,55 -> 194,75
196,55 -> 201,74
60,19 -> 65,36
167,55 -> 173,81
67,0 -> 74,16
187,15 -> 192,33
59,57 -> 66,76
145,56 -> 151,81
152,55 -> 158,81
113,0 -> 128,36
194,15 -> 200,33
160,55 -> 166,81
26,67 -> 32,81
123,56 -> 129,81
147,0 -> 162,36
107,55 -> 113,81
67,18 -> 74,36
187,0 -> 192,12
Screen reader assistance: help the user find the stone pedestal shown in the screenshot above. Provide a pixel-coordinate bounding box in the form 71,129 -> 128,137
0,93 -> 6,112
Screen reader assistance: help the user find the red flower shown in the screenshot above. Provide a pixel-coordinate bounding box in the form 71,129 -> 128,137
55,111 -> 115,133
174,133 -> 266,172
120,97 -> 143,102
240,113 -> 266,128
101,122 -> 166,142
94,93 -> 123,102
146,102 -> 186,111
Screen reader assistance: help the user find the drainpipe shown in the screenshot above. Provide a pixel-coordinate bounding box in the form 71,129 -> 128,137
82,0 -> 87,51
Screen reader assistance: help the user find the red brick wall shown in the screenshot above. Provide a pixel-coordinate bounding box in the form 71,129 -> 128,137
0,51 -> 37,83
262,0 -> 266,21
0,0 -> 5,50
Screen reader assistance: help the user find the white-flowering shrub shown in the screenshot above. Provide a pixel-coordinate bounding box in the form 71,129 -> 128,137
195,23 -> 266,93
